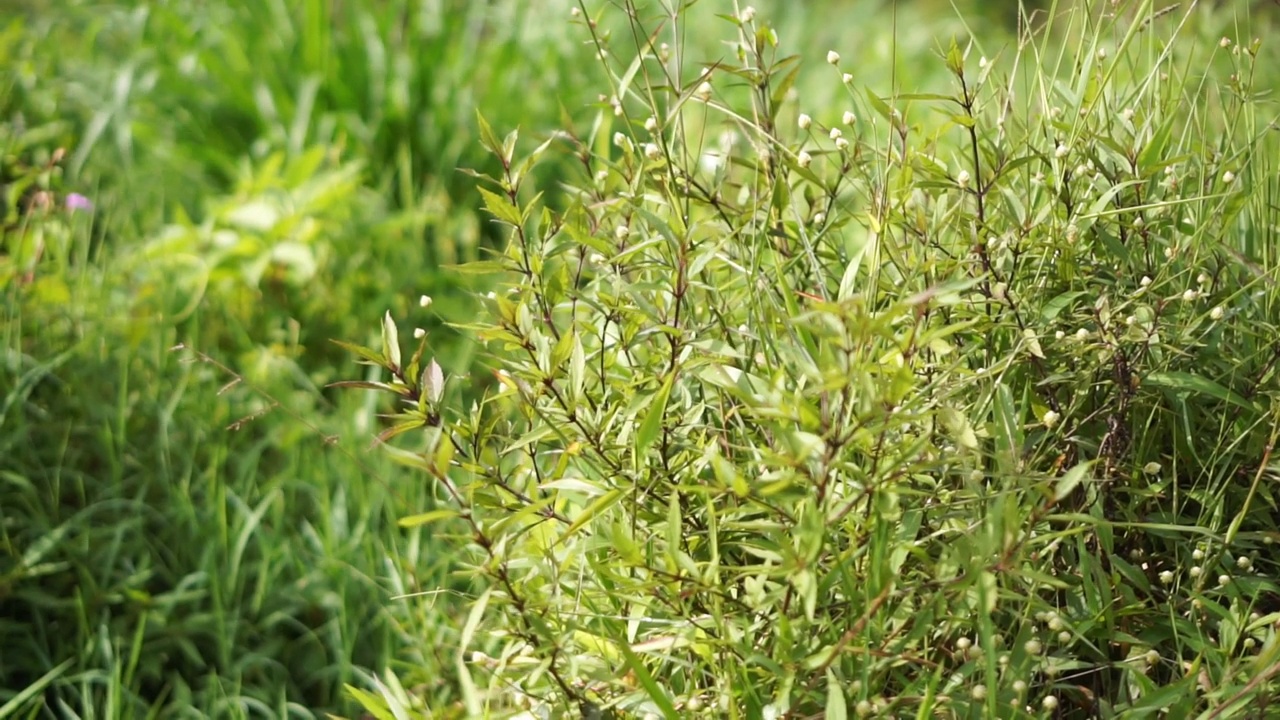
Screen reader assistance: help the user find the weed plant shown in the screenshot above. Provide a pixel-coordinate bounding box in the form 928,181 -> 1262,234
345,1 -> 1280,717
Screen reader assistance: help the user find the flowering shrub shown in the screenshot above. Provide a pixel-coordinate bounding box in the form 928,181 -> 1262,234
341,2 -> 1280,717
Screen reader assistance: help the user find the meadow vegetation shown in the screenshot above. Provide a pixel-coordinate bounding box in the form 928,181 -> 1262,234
3,0 -> 1279,718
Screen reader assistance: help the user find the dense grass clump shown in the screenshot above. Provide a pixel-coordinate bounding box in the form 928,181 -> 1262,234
344,1 -> 1280,717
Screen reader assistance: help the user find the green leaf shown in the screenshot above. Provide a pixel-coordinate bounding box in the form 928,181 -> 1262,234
1054,462 -> 1091,502
825,669 -> 848,720
1040,290 -> 1086,321
475,109 -> 502,157
343,686 -> 398,720
635,373 -> 674,459
422,358 -> 445,404
443,260 -> 510,275
1145,371 -> 1258,412
382,310 -> 401,371
666,492 -> 682,560
330,338 -> 387,367
398,509 -> 459,528
864,88 -> 896,125
478,186 -> 524,227
562,487 -> 625,541
941,406 -> 979,450
618,640 -> 680,719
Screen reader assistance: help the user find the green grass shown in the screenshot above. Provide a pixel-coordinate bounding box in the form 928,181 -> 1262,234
4,0 -> 1279,717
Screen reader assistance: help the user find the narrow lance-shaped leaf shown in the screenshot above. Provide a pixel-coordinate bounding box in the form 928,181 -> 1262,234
635,373 -> 675,459
382,310 -> 401,371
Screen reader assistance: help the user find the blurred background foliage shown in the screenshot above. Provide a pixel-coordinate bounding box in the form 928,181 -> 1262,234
1,0 -> 1263,716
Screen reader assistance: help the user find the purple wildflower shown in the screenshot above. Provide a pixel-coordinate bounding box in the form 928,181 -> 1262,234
65,193 -> 94,213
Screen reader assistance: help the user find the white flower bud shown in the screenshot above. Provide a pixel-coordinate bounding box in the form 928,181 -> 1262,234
644,143 -> 661,160
1143,462 -> 1162,475
957,170 -> 971,188
1222,170 -> 1236,184
695,81 -> 713,101
413,328 -> 426,339
797,150 -> 812,168
1220,37 -> 1232,48
1210,306 -> 1224,320
835,137 -> 849,151
842,72 -> 853,84
843,110 -> 857,125
644,116 -> 658,133
419,294 -> 433,308
615,224 -> 631,240
812,212 -> 825,225
740,6 -> 756,22
1043,696 -> 1059,710
1055,143 -> 1069,159
827,50 -> 841,65
798,113 -> 812,130
1043,410 -> 1060,429
829,127 -> 842,140
1159,570 -> 1174,584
